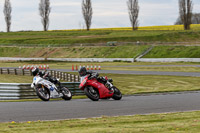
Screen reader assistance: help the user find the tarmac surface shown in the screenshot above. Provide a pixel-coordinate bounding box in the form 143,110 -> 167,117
1,91 -> 200,122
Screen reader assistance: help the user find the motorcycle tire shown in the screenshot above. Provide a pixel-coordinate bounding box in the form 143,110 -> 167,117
84,86 -> 99,101
61,87 -> 72,100
36,86 -> 50,101
112,86 -> 122,100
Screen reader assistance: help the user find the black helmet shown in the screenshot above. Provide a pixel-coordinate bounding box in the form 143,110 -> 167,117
32,67 -> 39,76
79,67 -> 87,77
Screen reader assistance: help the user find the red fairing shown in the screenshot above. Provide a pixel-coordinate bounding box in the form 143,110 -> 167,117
86,78 -> 113,99
79,75 -> 114,99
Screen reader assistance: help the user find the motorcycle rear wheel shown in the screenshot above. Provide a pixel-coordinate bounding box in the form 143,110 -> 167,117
112,86 -> 122,100
36,86 -> 50,101
61,87 -> 72,100
84,86 -> 99,101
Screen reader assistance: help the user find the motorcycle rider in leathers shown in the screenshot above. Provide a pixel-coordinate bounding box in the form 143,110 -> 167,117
31,67 -> 61,88
78,67 -> 113,89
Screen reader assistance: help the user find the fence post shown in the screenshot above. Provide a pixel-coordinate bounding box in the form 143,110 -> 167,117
61,72 -> 64,80
54,71 -> 56,77
59,72 -> 61,79
57,71 -> 59,78
72,75 -> 75,82
68,74 -> 71,82
78,76 -> 80,82
14,69 -> 17,75
0,68 -> 2,74
64,73 -> 67,81
22,69 -> 24,75
7,69 -> 10,74
50,70 -> 53,76
67,74 -> 69,81
76,75 -> 80,82
29,69 -> 32,76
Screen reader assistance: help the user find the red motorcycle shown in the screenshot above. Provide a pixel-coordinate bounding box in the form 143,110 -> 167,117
79,75 -> 122,101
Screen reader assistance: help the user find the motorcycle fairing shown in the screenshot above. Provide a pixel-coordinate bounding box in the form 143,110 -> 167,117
31,76 -> 59,98
86,78 -> 114,99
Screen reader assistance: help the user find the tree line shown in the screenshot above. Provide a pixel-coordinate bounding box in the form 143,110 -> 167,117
2,0 -> 199,32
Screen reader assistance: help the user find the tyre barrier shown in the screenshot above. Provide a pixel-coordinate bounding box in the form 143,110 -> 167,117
0,82 -> 83,100
72,64 -> 101,71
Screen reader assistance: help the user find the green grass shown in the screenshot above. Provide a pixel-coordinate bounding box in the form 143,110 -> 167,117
1,111 -> 200,132
101,74 -> 200,94
103,66 -> 200,72
2,44 -> 200,59
144,45 -> 200,58
0,96 -> 87,102
0,74 -> 32,83
1,30 -> 200,45
0,45 -> 149,58
1,73 -> 200,95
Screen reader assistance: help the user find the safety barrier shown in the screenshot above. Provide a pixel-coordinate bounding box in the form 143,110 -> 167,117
0,82 -> 83,100
0,68 -> 80,82
72,64 -> 101,71
19,64 -> 50,70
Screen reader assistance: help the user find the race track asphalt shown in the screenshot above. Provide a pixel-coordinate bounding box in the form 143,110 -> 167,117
1,91 -> 200,122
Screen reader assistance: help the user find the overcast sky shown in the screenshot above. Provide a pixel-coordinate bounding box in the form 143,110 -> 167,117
0,0 -> 200,32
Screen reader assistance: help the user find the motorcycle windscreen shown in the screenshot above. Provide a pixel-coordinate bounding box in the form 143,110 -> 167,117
79,76 -> 88,90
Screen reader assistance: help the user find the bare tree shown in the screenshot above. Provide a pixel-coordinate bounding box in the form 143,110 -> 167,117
193,13 -> 200,24
175,13 -> 200,25
179,0 -> 193,30
82,0 -> 93,31
39,0 -> 51,31
127,0 -> 139,30
3,0 -> 12,32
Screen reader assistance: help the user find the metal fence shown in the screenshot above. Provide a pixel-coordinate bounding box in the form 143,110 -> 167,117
0,82 -> 83,100
0,68 -> 80,82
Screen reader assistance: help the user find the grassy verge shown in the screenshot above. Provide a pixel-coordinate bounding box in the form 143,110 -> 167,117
1,111 -> 200,132
0,96 -> 87,102
0,74 -> 32,83
103,66 -> 200,72
0,29 -> 200,45
1,73 -> 200,95
100,74 -> 200,95
144,45 -> 200,58
0,45 -> 149,58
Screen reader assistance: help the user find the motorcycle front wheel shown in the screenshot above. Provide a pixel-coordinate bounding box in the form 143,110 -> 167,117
112,86 -> 122,100
36,86 -> 50,101
84,86 -> 99,101
61,87 -> 72,100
